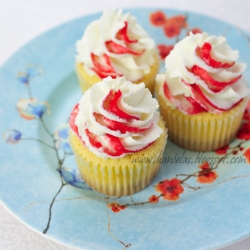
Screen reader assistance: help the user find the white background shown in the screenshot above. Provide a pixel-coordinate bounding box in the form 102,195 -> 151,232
1,0 -> 250,249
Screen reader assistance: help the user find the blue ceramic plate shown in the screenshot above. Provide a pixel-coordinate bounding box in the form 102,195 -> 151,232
1,8 -> 250,250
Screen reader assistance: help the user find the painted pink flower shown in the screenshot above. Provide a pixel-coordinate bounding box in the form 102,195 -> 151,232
150,11 -> 167,26
148,195 -> 160,204
237,122 -> 250,140
108,202 -> 126,213
163,15 -> 188,38
244,148 -> 250,164
243,100 -> 250,121
197,162 -> 218,184
215,145 -> 229,155
155,178 -> 184,201
164,22 -> 181,38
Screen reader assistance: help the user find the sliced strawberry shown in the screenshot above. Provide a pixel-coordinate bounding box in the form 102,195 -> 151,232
116,21 -> 137,43
85,128 -> 102,149
94,112 -> 151,134
196,42 -> 234,69
91,53 -> 120,79
105,40 -> 144,55
163,81 -> 205,114
103,89 -> 139,120
191,65 -> 241,92
70,104 -> 80,133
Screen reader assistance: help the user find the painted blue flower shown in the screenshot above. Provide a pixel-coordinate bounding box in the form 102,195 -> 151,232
16,98 -> 50,120
56,125 -> 69,140
59,141 -> 72,155
3,130 -> 22,144
16,72 -> 29,84
16,64 -> 44,85
58,167 -> 92,190
54,123 -> 73,155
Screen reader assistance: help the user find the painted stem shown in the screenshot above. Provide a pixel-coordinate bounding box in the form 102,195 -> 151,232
43,182 -> 67,234
39,117 -> 54,137
21,138 -> 55,150
106,197 -> 131,249
26,82 -> 33,99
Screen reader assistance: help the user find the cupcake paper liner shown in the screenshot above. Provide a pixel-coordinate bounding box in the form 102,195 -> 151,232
70,118 -> 167,196
156,83 -> 248,151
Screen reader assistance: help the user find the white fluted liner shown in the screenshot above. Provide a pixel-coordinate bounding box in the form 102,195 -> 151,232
156,84 -> 248,151
70,119 -> 167,196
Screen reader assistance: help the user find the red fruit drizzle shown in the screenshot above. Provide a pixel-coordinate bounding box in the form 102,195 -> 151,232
105,40 -> 145,55
196,42 -> 234,69
94,112 -> 151,134
160,41 -> 242,114
163,81 -> 205,114
185,96 -> 206,113
85,128 -> 102,149
190,83 -> 242,112
103,89 -> 139,120
191,65 -> 241,92
104,134 -> 153,157
83,126 -> 153,157
69,104 -> 80,134
104,134 -> 128,156
116,21 -> 137,43
106,20 -> 144,55
90,21 -> 144,78
91,53 -> 120,79
70,90 -> 153,157
91,53 -> 113,72
162,81 -> 174,102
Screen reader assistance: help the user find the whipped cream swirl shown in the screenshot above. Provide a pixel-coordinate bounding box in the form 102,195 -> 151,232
156,32 -> 249,114
76,9 -> 157,82
70,76 -> 163,159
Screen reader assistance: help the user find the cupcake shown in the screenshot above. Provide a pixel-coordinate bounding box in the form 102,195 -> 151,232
69,76 -> 167,196
75,9 -> 160,93
155,32 -> 249,151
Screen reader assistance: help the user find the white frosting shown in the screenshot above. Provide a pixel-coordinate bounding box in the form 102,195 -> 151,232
76,9 -> 157,81
75,76 -> 163,159
156,32 -> 249,113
